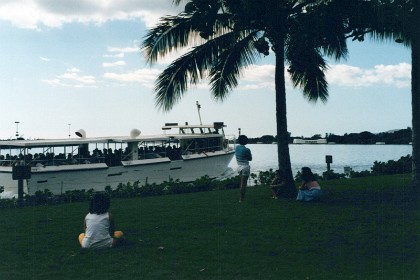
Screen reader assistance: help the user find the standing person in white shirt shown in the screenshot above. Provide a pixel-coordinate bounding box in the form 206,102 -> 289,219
78,192 -> 124,249
235,135 -> 252,202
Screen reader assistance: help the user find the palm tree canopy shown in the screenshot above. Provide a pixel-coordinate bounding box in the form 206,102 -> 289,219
369,0 -> 415,46
142,0 -> 351,110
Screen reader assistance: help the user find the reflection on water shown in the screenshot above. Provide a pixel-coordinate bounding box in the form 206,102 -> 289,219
228,144 -> 412,176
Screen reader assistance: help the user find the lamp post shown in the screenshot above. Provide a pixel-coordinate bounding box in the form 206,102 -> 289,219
196,101 -> 202,125
68,124 -> 71,138
15,121 -> 20,137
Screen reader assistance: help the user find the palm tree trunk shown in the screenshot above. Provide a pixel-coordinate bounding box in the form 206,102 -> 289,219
411,2 -> 420,187
274,42 -> 297,198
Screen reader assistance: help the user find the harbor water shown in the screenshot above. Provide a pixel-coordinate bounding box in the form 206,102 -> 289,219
228,144 -> 412,176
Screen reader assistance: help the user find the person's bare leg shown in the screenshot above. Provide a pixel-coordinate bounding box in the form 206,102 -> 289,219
239,176 -> 248,202
270,187 -> 278,198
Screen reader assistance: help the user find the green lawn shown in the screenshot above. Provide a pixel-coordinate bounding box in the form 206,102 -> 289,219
0,174 -> 418,279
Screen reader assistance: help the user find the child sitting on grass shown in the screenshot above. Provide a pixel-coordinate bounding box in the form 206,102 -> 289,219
78,192 -> 123,249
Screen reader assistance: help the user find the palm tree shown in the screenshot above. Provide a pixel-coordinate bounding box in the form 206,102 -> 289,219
349,0 -> 418,186
374,0 -> 419,187
142,0 -> 349,197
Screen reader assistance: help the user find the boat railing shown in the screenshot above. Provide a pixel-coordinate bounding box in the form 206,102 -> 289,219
0,134 -> 235,168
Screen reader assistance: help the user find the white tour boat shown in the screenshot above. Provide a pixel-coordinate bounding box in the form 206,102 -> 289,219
0,122 -> 235,197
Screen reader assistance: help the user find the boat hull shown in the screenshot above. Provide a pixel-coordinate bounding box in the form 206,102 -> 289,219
0,151 -> 234,196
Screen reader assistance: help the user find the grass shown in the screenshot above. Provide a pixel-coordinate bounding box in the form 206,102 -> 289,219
0,174 -> 419,279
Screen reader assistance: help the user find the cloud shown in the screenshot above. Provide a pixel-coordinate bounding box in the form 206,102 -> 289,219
102,45 -> 139,60
39,56 -> 50,61
67,67 -> 80,73
42,68 -> 97,87
103,68 -> 161,88
107,46 -> 139,53
0,0 -> 183,30
58,72 -> 96,84
240,65 -> 276,90
215,62 -> 411,92
327,62 -> 411,88
102,60 -> 126,68
103,53 -> 125,58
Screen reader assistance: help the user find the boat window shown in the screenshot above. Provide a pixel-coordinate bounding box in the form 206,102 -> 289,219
180,136 -> 223,154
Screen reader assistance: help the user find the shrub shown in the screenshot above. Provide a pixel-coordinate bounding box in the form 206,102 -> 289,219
322,170 -> 346,180
163,178 -> 191,194
60,189 -> 95,203
350,170 -> 372,178
371,154 -> 412,175
112,182 -> 141,198
138,183 -> 165,197
217,176 -> 241,189
0,198 -> 16,208
25,189 -> 54,206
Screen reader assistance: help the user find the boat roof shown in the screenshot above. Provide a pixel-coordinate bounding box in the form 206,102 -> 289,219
0,136 -> 165,148
162,122 -> 225,130
0,123 -> 225,148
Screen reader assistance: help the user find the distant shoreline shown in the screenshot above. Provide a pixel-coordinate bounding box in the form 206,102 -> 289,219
247,128 -> 412,145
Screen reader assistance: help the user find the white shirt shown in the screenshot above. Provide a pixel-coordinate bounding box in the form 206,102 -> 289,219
82,212 -> 113,249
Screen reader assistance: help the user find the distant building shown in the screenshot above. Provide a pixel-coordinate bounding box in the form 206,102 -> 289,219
293,138 -> 328,144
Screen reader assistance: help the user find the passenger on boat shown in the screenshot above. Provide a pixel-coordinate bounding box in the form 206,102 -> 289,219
67,154 -> 78,164
235,135 -> 252,203
138,147 -> 145,159
145,146 -> 162,159
79,192 -> 124,249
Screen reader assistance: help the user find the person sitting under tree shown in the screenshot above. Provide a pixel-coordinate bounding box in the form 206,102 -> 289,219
296,167 -> 322,202
270,169 -> 286,199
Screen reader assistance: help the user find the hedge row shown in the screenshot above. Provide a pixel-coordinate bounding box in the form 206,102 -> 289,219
0,155 -> 412,208
0,175 -> 241,208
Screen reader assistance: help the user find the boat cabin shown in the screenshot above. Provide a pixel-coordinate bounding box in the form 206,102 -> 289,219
0,122 -> 231,168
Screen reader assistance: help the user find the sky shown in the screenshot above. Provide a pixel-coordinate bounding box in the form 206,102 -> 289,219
0,0 -> 412,140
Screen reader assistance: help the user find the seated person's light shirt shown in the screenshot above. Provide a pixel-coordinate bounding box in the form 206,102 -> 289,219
82,212 -> 113,249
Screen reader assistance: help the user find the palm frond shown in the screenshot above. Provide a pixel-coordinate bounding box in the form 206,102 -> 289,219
368,0 -> 414,47
314,3 -> 349,60
290,1 -> 349,61
154,60 -> 189,112
209,31 -> 261,100
172,0 -> 184,5
142,12 -> 234,64
142,15 -> 197,64
286,41 -> 329,103
154,32 -> 236,111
